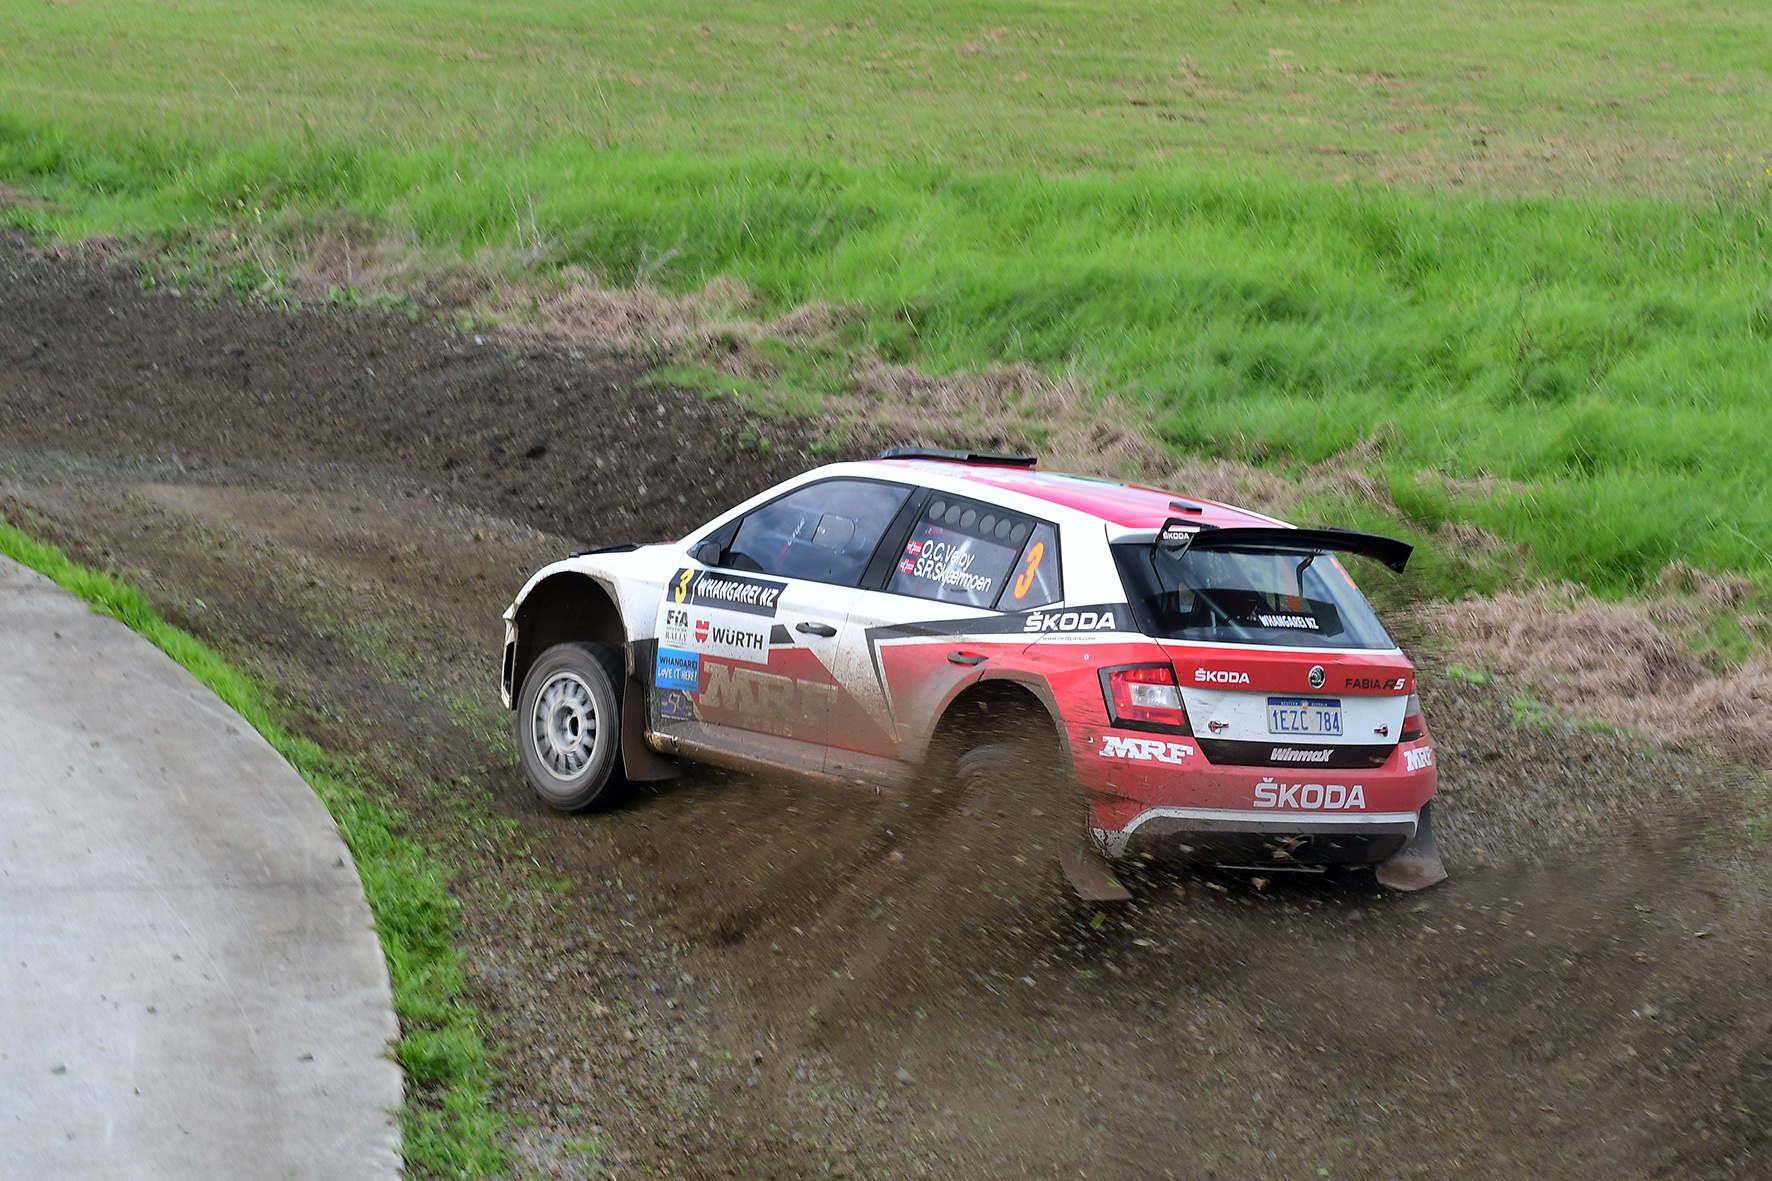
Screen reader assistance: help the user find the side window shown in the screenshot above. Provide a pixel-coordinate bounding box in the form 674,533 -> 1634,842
887,495 -> 1053,610
723,479 -> 912,587
996,522 -> 1061,611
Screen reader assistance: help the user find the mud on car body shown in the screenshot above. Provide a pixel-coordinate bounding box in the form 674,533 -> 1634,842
501,449 -> 1447,893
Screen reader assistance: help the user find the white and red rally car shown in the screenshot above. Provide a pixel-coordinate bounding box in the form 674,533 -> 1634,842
501,449 -> 1447,894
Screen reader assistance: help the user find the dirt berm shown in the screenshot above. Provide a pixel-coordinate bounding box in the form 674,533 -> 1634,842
2,233 -> 1768,1180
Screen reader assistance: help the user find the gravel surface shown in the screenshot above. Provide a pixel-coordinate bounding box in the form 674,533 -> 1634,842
4,232 -> 1769,1180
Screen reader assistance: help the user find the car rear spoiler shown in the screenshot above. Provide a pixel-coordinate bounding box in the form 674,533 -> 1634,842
1156,521 -> 1413,573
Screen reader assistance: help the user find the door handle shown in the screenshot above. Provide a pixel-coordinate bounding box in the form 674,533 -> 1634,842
794,621 -> 838,637
947,651 -> 986,666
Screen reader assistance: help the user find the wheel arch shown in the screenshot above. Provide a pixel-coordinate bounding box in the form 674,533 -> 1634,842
927,674 -> 1074,768
506,572 -> 627,708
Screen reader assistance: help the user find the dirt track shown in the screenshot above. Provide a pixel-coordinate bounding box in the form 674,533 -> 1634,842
4,233 -> 1770,1180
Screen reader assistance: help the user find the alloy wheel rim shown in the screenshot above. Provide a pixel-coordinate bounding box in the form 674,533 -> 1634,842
531,672 -> 598,781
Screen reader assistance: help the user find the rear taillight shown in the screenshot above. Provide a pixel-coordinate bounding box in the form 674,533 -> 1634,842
1400,692 -> 1423,741
1099,663 -> 1192,735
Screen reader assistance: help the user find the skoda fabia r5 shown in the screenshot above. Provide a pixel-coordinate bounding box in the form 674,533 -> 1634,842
500,449 -> 1447,896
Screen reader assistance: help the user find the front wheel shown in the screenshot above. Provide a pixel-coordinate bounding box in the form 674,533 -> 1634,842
516,642 -> 626,811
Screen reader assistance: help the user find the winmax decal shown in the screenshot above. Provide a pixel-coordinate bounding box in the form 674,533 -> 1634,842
1253,780 -> 1367,810
668,567 -> 786,618
1194,669 -> 1251,685
1100,736 -> 1194,764
1270,746 -> 1334,763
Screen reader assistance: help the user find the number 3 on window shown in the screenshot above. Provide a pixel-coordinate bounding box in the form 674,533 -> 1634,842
1012,542 -> 1045,600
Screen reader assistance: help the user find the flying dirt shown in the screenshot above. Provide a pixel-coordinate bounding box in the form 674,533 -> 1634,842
3,233 -> 1768,1180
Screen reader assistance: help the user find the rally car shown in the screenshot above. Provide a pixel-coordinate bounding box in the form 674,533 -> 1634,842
500,449 -> 1448,896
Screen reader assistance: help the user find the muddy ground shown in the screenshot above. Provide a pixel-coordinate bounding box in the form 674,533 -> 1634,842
3,233 -> 1770,1180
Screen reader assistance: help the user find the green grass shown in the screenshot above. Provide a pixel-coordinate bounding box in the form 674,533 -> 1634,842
3,0 -> 1768,192
0,521 -> 509,1179
3,0 -> 1771,598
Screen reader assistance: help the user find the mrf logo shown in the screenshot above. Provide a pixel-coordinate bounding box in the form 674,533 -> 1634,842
1099,736 -> 1194,764
1404,746 -> 1435,772
698,664 -> 836,737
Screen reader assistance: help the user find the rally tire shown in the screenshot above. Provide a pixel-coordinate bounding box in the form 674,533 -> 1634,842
516,642 -> 627,811
950,740 -> 1075,846
932,709 -> 1083,897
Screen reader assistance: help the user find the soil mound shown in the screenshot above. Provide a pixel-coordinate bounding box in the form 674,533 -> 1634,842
4,232 -> 1769,1181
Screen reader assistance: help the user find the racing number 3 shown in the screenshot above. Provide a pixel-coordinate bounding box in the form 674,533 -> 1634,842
1008,524 -> 1060,608
1012,542 -> 1045,600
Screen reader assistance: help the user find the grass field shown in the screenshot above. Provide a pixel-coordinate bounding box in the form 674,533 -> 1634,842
4,0 -> 1767,191
4,0 -> 1771,596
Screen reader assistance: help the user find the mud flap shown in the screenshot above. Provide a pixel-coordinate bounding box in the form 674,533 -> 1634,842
1061,844 -> 1132,903
622,677 -> 682,782
1375,800 -> 1449,892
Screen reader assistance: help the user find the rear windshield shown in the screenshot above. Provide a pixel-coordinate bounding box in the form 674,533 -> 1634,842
1111,544 -> 1395,650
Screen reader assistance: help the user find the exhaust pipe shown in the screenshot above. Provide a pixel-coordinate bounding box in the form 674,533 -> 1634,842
1375,801 -> 1448,892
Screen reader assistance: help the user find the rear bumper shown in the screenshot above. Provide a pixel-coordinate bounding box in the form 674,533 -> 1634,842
1096,806 -> 1419,861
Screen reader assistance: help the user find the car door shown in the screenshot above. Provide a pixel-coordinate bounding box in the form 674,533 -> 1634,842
654,477 -> 913,776
826,490 -> 1064,783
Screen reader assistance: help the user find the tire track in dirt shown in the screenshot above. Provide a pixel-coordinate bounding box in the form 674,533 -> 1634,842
4,233 -> 1770,1180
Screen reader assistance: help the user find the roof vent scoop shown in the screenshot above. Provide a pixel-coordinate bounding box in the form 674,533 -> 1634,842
876,447 -> 1038,468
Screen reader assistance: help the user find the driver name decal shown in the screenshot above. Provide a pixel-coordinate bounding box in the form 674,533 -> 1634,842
903,537 -> 995,596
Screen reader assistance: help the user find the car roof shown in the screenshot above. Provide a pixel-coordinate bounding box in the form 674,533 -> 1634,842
850,458 -> 1284,530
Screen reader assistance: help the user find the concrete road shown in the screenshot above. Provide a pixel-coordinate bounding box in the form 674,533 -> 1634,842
0,556 -> 402,1179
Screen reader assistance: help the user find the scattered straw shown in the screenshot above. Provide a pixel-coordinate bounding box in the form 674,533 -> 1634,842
1422,583 -> 1772,769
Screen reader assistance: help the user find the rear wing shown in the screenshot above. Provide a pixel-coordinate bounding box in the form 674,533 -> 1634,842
1156,522 -> 1413,573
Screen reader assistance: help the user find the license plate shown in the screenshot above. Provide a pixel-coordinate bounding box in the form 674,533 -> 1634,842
1268,697 -> 1343,736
